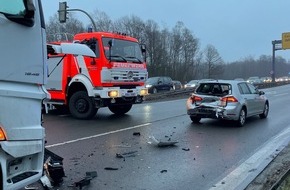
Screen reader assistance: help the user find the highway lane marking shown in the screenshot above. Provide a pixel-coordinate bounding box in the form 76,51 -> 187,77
46,123 -> 151,148
209,126 -> 290,190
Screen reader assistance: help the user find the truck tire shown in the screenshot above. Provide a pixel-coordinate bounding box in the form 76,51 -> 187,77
108,104 -> 132,115
69,91 -> 97,119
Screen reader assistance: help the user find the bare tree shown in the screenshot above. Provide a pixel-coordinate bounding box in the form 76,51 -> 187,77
143,20 -> 164,76
91,9 -> 113,31
46,13 -> 85,42
113,15 -> 145,42
203,44 -> 224,79
178,26 -> 200,82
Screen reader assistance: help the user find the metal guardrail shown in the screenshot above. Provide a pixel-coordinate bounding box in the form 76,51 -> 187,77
143,88 -> 193,101
255,81 -> 290,89
144,81 -> 290,101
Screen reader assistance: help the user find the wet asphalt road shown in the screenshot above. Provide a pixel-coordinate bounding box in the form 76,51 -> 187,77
37,84 -> 290,190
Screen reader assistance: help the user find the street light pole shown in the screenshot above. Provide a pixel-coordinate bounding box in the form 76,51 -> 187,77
58,2 -> 97,32
66,8 -> 97,32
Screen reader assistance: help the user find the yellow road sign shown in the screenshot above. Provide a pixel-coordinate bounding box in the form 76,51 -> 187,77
282,32 -> 290,49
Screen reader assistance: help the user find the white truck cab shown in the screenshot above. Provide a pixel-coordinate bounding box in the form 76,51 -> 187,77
0,0 -> 48,189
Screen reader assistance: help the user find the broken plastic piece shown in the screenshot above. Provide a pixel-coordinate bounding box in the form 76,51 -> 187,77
43,148 -> 65,186
157,141 -> 178,147
86,171 -> 97,179
24,185 -> 38,190
104,167 -> 119,170
133,132 -> 141,136
40,175 -> 52,188
116,151 -> 138,161
148,136 -> 178,147
75,178 -> 91,190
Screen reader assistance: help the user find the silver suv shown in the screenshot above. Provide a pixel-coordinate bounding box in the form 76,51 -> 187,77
186,80 -> 269,127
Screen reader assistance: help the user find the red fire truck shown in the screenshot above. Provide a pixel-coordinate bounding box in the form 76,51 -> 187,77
46,31 -> 148,119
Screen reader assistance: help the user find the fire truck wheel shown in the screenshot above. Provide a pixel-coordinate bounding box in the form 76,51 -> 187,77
69,91 -> 97,119
108,104 -> 132,115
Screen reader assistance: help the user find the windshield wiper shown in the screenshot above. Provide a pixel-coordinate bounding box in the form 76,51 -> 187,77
110,55 -> 127,62
125,56 -> 142,63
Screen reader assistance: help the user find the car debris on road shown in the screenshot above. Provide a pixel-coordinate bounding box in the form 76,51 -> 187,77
148,136 -> 178,147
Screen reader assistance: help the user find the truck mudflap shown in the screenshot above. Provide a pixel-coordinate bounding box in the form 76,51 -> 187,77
0,140 -> 44,190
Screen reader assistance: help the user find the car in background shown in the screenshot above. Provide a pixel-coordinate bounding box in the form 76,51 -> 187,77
172,80 -> 183,90
186,80 -> 269,127
247,76 -> 263,84
276,76 -> 289,82
184,80 -> 199,89
260,77 -> 272,83
234,78 -> 245,81
145,76 -> 174,94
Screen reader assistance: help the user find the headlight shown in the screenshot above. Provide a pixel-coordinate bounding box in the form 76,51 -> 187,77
140,89 -> 148,96
145,84 -> 152,88
108,90 -> 119,98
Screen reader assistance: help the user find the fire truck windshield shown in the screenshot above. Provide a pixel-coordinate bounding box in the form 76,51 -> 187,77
102,37 -> 144,63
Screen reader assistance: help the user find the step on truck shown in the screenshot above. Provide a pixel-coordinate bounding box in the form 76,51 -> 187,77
0,0 -> 49,189
47,31 -> 148,119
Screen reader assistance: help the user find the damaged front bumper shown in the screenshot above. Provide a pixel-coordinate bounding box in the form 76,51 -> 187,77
0,140 -> 44,190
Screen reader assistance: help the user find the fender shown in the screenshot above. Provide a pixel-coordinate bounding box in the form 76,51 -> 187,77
68,74 -> 95,97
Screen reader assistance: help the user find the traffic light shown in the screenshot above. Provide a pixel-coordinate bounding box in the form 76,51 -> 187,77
58,2 -> 68,23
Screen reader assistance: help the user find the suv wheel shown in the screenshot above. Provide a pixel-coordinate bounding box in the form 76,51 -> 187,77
259,102 -> 269,119
190,116 -> 201,123
237,108 -> 246,127
152,88 -> 158,94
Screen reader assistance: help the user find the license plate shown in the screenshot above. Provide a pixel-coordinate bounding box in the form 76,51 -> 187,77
198,108 -> 214,113
125,92 -> 136,97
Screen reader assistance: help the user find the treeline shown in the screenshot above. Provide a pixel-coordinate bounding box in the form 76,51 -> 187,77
46,10 -> 290,83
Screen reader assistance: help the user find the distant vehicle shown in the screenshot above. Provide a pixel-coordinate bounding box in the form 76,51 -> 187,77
184,80 -> 199,89
186,80 -> 269,127
276,76 -> 289,82
234,78 -> 245,81
199,78 -> 215,82
247,76 -> 263,84
173,80 -> 183,90
260,77 -> 272,83
145,76 -> 174,94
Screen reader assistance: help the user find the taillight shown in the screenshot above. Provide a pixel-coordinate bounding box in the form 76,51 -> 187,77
0,127 -> 7,141
191,95 -> 203,103
220,96 -> 238,106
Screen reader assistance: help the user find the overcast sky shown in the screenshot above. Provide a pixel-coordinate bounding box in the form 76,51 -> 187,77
42,0 -> 290,63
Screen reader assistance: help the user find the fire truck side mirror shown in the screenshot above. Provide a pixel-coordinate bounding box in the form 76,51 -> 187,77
140,44 -> 146,62
108,40 -> 113,48
140,44 -> 146,53
58,2 -> 68,23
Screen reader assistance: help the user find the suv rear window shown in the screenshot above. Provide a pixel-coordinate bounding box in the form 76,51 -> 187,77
196,83 -> 231,96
